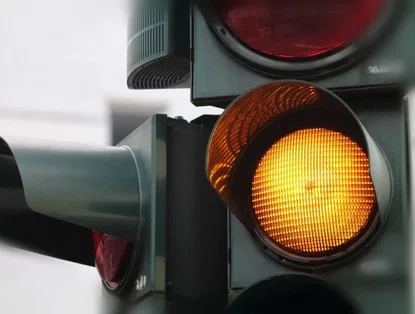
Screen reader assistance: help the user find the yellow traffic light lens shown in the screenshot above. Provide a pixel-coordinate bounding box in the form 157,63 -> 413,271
251,128 -> 376,255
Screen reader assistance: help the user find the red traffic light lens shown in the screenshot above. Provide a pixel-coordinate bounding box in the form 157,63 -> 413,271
215,0 -> 386,59
92,230 -> 134,289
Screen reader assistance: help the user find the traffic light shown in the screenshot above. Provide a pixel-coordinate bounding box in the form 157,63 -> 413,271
206,81 -> 409,313
0,114 -> 229,309
125,0 -> 411,313
0,0 -> 411,313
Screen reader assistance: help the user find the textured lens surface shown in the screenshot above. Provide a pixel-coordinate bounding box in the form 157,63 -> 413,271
251,128 -> 376,255
215,0 -> 386,59
92,230 -> 133,289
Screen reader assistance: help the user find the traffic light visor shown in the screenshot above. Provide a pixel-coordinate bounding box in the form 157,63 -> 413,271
227,274 -> 357,314
206,81 -> 391,264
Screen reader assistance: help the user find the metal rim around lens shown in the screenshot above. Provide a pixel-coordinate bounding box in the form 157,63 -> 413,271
250,212 -> 381,267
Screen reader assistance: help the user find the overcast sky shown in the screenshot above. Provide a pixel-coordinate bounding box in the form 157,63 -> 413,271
0,0 -> 222,144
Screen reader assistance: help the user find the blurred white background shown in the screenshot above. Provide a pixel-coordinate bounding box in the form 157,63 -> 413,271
0,0 -> 221,313
0,0 -> 222,145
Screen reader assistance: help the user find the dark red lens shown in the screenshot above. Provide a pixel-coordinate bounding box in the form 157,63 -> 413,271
92,230 -> 133,289
215,0 -> 386,59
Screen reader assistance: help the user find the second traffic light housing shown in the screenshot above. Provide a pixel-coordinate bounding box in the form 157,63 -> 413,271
207,80 -> 392,268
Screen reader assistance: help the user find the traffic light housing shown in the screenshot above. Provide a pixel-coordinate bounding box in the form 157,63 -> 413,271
208,82 -> 409,313
191,0 -> 415,106
126,0 -> 411,311
185,2 -> 411,311
0,115 -> 229,304
207,81 -> 393,268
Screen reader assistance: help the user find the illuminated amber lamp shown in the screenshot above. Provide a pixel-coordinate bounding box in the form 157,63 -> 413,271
206,81 -> 392,267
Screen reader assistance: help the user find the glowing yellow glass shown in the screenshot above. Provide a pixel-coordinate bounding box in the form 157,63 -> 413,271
251,128 -> 376,254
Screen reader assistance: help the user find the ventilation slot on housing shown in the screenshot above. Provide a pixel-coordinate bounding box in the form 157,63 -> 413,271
127,0 -> 190,89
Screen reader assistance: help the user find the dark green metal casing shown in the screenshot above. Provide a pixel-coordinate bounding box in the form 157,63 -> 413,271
114,114 -> 228,305
191,1 -> 415,106
0,115 -> 168,297
116,115 -> 168,299
227,91 -> 410,313
127,0 -> 190,89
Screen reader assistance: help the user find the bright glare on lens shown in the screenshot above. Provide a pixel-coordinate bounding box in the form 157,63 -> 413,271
251,128 -> 376,255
